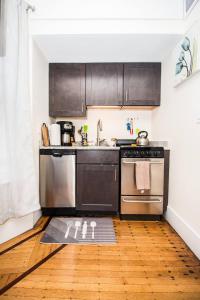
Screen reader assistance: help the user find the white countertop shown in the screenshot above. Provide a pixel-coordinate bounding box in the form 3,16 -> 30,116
40,141 -> 169,151
40,145 -> 120,150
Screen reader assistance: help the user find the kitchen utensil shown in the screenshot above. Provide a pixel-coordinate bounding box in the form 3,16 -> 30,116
90,221 -> 96,239
82,221 -> 87,239
135,128 -> 140,135
130,118 -> 134,135
83,124 -> 88,134
74,220 -> 81,239
41,123 -> 50,147
65,221 -> 73,239
79,126 -> 88,146
126,118 -> 131,133
136,131 -> 149,146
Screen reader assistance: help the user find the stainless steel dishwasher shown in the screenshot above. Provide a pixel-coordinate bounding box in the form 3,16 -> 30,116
40,149 -> 76,209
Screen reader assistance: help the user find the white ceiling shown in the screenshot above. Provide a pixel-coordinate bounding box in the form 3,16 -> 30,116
29,0 -> 184,20
33,34 -> 182,63
30,0 -> 184,62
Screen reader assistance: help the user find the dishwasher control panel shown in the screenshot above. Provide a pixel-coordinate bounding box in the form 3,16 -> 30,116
40,148 -> 76,156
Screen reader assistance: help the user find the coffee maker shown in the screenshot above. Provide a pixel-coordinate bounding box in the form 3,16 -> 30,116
56,121 -> 75,146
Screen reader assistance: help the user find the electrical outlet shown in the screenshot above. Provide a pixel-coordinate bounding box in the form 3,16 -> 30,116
196,117 -> 200,124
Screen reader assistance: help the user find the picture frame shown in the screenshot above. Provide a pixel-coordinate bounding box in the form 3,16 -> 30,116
174,19 -> 200,87
184,0 -> 199,16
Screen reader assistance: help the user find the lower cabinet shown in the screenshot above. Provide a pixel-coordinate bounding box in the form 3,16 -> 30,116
76,161 -> 119,212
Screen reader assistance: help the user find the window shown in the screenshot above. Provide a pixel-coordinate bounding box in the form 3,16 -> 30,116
0,0 -> 5,57
185,0 -> 199,15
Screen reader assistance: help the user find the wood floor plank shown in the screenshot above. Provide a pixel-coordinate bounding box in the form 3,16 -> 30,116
1,217 -> 200,300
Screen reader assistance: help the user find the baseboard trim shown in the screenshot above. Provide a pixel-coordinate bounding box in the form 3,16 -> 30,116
0,217 -> 50,256
165,206 -> 200,259
0,209 -> 42,244
33,209 -> 42,225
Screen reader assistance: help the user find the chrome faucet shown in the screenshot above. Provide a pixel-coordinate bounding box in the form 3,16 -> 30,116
96,119 -> 103,146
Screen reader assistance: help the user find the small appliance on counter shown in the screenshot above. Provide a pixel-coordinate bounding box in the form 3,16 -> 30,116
56,121 -> 75,146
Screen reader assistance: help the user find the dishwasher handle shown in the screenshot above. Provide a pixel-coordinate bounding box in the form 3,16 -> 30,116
52,152 -> 63,157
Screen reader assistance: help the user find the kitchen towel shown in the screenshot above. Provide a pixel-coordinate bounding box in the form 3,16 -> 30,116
49,124 -> 61,146
135,161 -> 150,190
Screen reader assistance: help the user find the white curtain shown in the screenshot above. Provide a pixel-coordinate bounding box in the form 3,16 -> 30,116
0,0 -> 40,224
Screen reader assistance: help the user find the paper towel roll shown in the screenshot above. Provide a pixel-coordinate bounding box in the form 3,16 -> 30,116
49,124 -> 61,146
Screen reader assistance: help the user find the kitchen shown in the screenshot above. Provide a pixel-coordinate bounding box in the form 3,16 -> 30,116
40,62 -> 169,219
1,0 -> 200,299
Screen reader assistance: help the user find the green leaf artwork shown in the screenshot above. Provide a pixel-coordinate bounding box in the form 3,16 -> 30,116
174,20 -> 200,87
175,37 -> 193,77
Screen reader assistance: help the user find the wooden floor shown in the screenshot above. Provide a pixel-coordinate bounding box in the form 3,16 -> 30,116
0,217 -> 200,300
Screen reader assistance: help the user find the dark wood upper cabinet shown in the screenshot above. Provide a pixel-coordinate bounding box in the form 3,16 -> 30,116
86,63 -> 123,106
49,63 -> 86,117
49,63 -> 161,116
123,63 -> 161,106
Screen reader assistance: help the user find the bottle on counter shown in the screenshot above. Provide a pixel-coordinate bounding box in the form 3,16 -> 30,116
41,123 -> 50,147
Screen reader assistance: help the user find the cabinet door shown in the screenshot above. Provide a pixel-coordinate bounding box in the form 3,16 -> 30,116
124,63 -> 161,106
49,63 -> 86,117
86,63 -> 123,106
76,164 -> 119,212
77,150 -> 119,164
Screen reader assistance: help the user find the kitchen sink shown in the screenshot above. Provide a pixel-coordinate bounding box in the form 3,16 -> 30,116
95,139 -> 110,147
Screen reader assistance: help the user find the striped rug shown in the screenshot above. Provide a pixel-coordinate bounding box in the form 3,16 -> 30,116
40,217 -> 116,244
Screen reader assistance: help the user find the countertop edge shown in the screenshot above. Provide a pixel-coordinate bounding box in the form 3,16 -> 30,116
40,146 -> 120,150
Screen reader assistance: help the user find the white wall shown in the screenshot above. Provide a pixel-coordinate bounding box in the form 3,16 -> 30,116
152,13 -> 200,258
31,40 -> 50,182
57,108 -> 152,143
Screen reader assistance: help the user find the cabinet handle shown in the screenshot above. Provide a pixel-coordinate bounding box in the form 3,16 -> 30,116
114,167 -> 117,181
122,198 -> 162,203
82,102 -> 84,112
122,161 -> 163,165
125,90 -> 128,102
